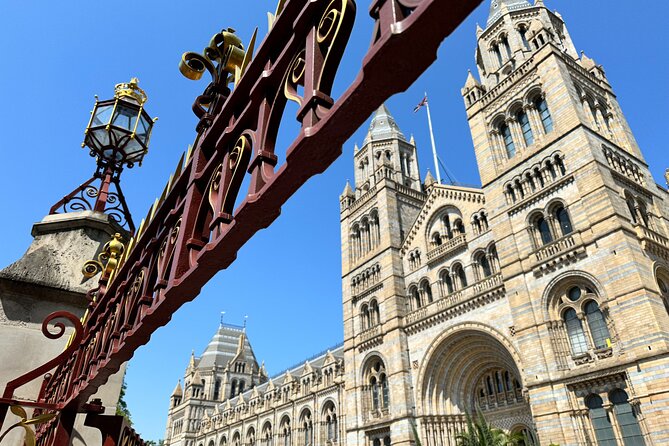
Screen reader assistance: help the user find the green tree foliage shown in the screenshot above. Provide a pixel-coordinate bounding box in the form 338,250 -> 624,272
116,372 -> 132,426
455,412 -> 523,446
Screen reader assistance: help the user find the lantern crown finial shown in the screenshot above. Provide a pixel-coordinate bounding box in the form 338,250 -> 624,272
114,77 -> 148,105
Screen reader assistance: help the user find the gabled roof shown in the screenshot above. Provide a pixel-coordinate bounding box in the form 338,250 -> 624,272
400,183 -> 485,254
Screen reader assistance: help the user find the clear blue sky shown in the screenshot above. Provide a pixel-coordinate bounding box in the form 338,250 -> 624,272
0,0 -> 667,441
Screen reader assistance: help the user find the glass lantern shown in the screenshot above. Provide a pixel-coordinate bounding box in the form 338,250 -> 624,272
83,78 -> 155,168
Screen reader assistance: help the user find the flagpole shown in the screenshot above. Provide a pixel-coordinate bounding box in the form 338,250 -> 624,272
424,93 -> 441,184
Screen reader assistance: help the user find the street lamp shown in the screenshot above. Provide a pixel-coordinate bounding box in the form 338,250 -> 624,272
50,78 -> 157,233
83,78 -> 155,169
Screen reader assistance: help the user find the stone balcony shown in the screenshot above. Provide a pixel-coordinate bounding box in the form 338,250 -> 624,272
359,325 -> 381,342
531,231 -> 586,277
404,273 -> 504,332
426,234 -> 467,265
634,224 -> 669,261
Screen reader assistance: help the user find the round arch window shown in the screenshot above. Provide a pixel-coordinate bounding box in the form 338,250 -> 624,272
568,286 -> 581,302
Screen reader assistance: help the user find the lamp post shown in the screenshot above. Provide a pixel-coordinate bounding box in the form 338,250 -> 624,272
50,78 -> 157,233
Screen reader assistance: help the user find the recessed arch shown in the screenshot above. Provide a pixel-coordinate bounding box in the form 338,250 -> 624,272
415,323 -> 525,418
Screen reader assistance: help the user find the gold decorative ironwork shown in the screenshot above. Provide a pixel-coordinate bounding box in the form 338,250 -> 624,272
82,233 -> 125,279
0,405 -> 56,446
114,77 -> 148,104
179,28 -> 245,84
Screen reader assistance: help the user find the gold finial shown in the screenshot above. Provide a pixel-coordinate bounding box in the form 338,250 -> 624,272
114,77 -> 148,104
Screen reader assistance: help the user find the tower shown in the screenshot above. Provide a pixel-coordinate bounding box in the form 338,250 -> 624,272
165,323 -> 266,446
463,0 -> 669,443
339,104 -> 425,446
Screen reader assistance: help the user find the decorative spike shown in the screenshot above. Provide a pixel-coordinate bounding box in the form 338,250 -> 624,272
149,197 -> 160,222
267,12 -> 276,31
136,218 -> 146,239
234,28 -> 258,87
125,236 -> 135,258
185,144 -> 195,164
274,0 -> 286,17
173,152 -> 186,181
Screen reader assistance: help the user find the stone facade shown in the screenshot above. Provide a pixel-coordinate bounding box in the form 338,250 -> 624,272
165,1 -> 669,445
0,211 -> 128,446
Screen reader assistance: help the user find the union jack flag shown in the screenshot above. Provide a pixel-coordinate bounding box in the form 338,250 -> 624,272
413,95 -> 428,113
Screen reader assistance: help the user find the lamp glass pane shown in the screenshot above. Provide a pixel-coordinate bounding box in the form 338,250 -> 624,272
112,104 -> 138,131
92,105 -> 114,127
124,139 -> 145,160
88,128 -> 110,149
136,114 -> 152,144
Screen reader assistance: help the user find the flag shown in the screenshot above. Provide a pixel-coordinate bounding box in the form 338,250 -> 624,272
413,95 -> 428,113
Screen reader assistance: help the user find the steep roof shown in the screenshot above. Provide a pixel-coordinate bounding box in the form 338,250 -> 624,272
197,323 -> 257,370
487,0 -> 532,27
362,104 -> 407,146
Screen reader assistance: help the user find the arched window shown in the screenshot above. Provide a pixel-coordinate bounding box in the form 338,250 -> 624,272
451,263 -> 467,289
299,411 -> 313,446
488,244 -> 499,273
360,304 -> 370,330
491,44 -> 503,67
365,360 -> 389,414
431,232 -> 442,247
440,270 -> 454,296
564,309 -> 588,356
409,286 -> 421,310
610,389 -> 645,444
421,280 -> 433,304
370,300 -> 380,326
535,96 -> 553,133
478,253 -> 492,279
214,379 -> 221,400
323,403 -> 338,442
585,394 -> 616,445
536,215 -> 553,245
475,367 -> 523,411
231,379 -> 238,397
553,204 -> 573,236
626,193 -> 638,224
280,417 -> 291,446
247,427 -> 256,446
500,122 -> 516,158
585,301 -> 611,350
518,26 -> 530,49
262,422 -> 273,446
506,184 -> 517,203
517,109 -> 534,146
501,35 -> 512,59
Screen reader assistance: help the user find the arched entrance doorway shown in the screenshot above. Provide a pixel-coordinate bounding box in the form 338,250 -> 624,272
417,328 -> 536,445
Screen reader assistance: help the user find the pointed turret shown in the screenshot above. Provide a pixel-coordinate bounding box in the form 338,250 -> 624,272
424,170 -> 437,188
172,380 -> 183,398
341,181 -> 354,198
362,104 -> 407,146
487,0 -> 532,26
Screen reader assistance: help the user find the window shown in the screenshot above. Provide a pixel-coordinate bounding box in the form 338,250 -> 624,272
517,110 -> 534,146
370,300 -> 380,326
554,205 -> 573,236
564,309 -> 588,356
409,286 -> 421,310
610,389 -> 645,445
492,44 -> 503,67
501,35 -> 512,59
500,122 -> 516,158
441,271 -> 454,295
366,360 -> 389,414
360,304 -> 370,330
536,216 -> 553,245
421,281 -> 433,304
518,26 -> 530,49
657,269 -> 669,314
585,394 -> 616,446
214,379 -> 221,400
452,264 -> 467,289
585,301 -> 611,350
280,418 -> 291,446
535,97 -> 553,133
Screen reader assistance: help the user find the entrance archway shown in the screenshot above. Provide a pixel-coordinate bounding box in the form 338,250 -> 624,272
416,326 -> 535,445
